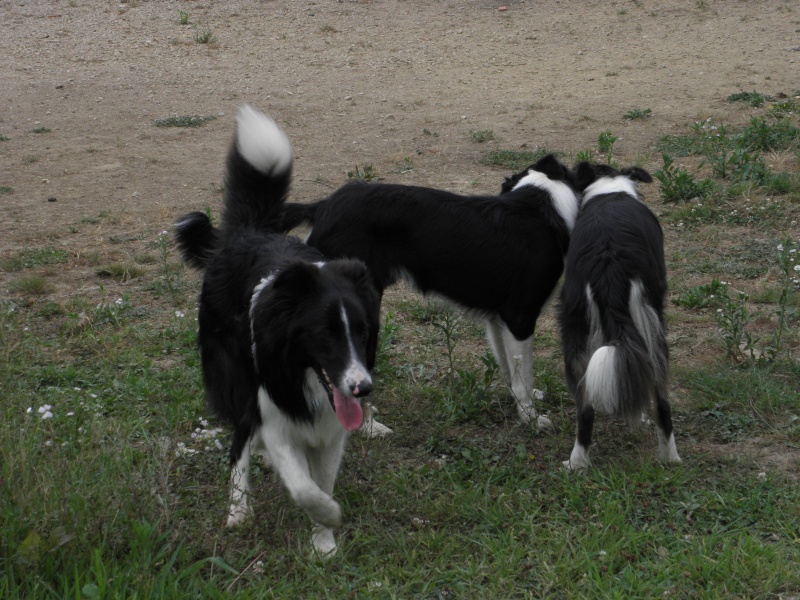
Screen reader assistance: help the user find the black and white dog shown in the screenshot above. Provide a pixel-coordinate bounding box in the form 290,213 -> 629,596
280,156 -> 580,430
174,105 -> 381,555
559,162 -> 681,470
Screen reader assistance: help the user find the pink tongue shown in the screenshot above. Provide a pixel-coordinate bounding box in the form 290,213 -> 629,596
332,388 -> 364,431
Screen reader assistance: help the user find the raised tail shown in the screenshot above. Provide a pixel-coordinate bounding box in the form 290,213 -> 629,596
280,201 -> 322,232
174,211 -> 219,269
219,104 -> 293,234
583,280 -> 667,426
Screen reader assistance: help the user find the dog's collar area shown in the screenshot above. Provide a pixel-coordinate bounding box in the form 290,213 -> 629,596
582,176 -> 640,204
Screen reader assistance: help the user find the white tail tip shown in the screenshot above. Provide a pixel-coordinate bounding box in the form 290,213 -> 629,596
236,104 -> 292,174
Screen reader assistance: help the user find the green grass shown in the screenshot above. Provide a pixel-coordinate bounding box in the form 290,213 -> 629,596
469,129 -> 495,143
2,111 -> 799,598
482,148 -> 550,171
726,90 -> 774,108
193,29 -> 214,44
0,186 -> 13,196
623,107 -> 652,120
0,134 -> 10,142
154,115 -> 216,128
2,246 -> 70,271
30,126 -> 51,134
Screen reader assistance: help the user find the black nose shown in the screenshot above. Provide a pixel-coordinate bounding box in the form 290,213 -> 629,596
350,379 -> 372,398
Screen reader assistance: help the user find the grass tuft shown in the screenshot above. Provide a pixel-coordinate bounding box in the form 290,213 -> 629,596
154,115 -> 215,128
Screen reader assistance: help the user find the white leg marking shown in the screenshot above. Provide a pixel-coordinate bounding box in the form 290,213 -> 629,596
656,429 -> 682,463
226,442 -> 253,527
562,439 -> 591,471
311,525 -> 338,558
358,403 -> 394,438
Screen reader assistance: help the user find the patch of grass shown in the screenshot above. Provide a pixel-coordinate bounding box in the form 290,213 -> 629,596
347,164 -> 382,181
178,10 -> 190,25
11,274 -> 52,296
623,107 -> 652,120
22,155 -> 38,164
469,129 -> 495,143
768,98 -> 800,118
95,263 -> 145,282
154,115 -> 215,128
2,246 -> 70,271
653,154 -> 716,203
319,24 -> 337,33
193,29 -> 214,44
482,148 -> 549,171
736,116 -> 799,152
30,126 -> 51,134
422,128 -> 439,137
0,186 -> 13,195
0,134 -> 10,141
726,90 -> 774,108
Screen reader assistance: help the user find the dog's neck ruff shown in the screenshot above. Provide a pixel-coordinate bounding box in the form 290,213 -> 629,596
511,170 -> 578,232
582,176 -> 640,204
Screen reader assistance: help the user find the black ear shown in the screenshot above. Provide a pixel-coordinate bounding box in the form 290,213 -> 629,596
250,262 -> 322,422
533,154 -> 569,181
329,259 -> 382,370
620,166 -> 653,184
575,161 -> 598,192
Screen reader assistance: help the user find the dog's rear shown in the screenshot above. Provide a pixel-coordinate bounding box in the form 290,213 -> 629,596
560,162 -> 681,470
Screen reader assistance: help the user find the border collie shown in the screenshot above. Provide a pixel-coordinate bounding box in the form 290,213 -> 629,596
174,105 -> 381,555
281,156 -> 579,430
559,162 -> 682,470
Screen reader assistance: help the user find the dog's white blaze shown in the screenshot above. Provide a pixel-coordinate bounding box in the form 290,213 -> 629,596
582,176 -> 640,204
339,303 -> 370,392
236,104 -> 292,174
511,169 -> 578,232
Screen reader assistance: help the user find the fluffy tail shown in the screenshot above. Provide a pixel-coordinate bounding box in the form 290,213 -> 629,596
583,280 -> 667,426
220,104 -> 293,234
173,105 -> 293,268
280,201 -> 322,232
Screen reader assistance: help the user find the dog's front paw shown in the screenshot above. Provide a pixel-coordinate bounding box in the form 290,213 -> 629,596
311,526 -> 338,558
359,403 -> 394,438
226,503 -> 253,527
536,414 -> 554,432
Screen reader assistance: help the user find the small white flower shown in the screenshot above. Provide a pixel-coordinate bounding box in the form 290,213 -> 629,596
160,230 -> 169,236
38,405 -> 52,414
794,265 -> 800,272
26,407 -> 33,414
115,298 -> 124,306
90,393 -> 98,399
757,472 -> 767,481
67,411 -> 75,417
599,550 -> 607,557
41,411 -> 54,420
45,440 -> 53,447
777,244 -> 784,251
717,309 -> 723,313
175,310 -> 186,318
215,439 -> 224,451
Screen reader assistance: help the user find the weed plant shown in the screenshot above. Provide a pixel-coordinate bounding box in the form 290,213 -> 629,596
623,107 -> 652,120
347,164 -> 382,181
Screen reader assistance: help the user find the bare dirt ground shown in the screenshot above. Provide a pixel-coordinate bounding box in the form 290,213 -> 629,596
1,1 -> 799,470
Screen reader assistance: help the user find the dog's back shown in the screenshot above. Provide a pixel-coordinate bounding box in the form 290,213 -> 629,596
560,163 -> 680,469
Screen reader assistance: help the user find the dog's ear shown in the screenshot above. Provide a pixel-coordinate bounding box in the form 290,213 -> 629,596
533,154 -> 570,182
620,166 -> 653,184
575,161 -> 598,192
250,262 -> 322,421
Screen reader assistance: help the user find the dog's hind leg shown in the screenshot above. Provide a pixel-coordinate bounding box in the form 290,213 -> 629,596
487,318 -> 551,431
654,391 -> 681,464
226,436 -> 253,527
563,402 -> 594,471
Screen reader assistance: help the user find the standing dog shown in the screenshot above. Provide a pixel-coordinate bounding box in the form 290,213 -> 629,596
281,156 -> 580,430
559,162 -> 681,470
174,106 -> 381,555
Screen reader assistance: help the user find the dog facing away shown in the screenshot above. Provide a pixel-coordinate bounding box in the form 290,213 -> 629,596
281,156 -> 580,431
174,105 -> 381,556
559,162 -> 682,470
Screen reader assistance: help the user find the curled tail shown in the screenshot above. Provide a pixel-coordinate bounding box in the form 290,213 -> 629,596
280,201 -> 322,232
173,105 -> 293,268
583,280 -> 667,426
220,104 -> 293,234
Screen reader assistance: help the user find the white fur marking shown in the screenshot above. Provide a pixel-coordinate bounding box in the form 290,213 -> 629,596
511,169 -> 578,232
249,271 -> 278,361
582,176 -> 640,203
236,104 -> 292,174
584,346 -> 618,415
563,439 -> 590,471
338,303 -> 370,392
628,279 -> 665,380
657,429 -> 682,463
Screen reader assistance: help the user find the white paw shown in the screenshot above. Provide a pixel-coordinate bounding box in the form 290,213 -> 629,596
358,403 -> 394,438
562,458 -> 590,472
311,526 -> 338,558
536,414 -> 554,432
226,504 -> 252,527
